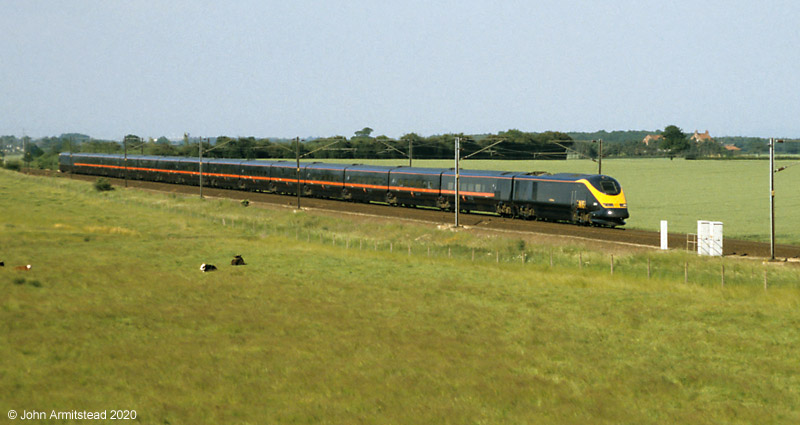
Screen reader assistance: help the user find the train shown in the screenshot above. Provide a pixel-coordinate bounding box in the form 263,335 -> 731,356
58,153 -> 629,226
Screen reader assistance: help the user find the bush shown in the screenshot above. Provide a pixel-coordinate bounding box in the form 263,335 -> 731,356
35,153 -> 59,170
4,160 -> 21,171
94,178 -> 115,192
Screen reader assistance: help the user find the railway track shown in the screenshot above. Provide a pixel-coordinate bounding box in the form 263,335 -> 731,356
33,169 -> 800,259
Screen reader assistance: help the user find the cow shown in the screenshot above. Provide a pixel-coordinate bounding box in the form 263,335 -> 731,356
14,265 -> 31,271
231,255 -> 246,266
199,263 -> 217,272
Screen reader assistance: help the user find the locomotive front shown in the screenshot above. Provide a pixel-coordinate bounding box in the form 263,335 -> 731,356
582,175 -> 629,226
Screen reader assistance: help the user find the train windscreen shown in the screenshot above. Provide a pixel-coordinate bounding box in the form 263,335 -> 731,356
597,180 -> 621,195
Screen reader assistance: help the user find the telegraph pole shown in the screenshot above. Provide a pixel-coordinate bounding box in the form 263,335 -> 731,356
22,135 -> 27,171
769,138 -> 785,260
296,137 -> 301,209
593,139 -> 603,174
68,137 -> 73,179
455,136 -> 460,228
598,139 -> 603,175
196,134 -> 204,199
408,139 -> 413,167
123,136 -> 128,187
770,138 -> 775,259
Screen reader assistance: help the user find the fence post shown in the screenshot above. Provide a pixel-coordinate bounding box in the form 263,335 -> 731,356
764,269 -> 768,291
684,262 -> 688,284
390,242 -> 393,253
448,247 -> 451,258
721,264 -> 725,288
610,255 -> 614,275
496,251 -> 499,263
549,250 -> 553,267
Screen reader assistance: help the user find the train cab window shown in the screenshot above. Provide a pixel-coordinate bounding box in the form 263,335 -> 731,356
600,181 -> 619,194
598,180 -> 620,195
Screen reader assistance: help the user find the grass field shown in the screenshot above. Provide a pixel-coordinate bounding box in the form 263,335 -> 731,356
2,170 -> 800,424
313,158 -> 800,244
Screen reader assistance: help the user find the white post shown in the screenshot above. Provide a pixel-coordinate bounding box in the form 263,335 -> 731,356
660,220 -> 668,250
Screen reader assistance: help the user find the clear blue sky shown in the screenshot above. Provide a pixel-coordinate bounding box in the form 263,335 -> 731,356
2,1 -> 799,140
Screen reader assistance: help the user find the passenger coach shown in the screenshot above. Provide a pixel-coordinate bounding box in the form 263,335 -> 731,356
59,153 -> 629,226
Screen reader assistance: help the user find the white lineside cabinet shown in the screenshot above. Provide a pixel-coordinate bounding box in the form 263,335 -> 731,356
697,220 -> 723,256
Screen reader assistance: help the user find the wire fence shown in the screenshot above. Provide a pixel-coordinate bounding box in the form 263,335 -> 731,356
96,183 -> 800,291
200,210 -> 799,290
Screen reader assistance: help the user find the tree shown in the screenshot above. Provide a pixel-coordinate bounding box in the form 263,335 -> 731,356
354,127 -> 373,138
660,125 -> 690,154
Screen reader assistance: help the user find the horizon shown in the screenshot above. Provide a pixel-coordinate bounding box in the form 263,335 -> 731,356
3,128 -> 787,143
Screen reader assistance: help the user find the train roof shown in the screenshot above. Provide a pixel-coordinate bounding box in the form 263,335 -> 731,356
64,152 -> 117,158
202,158 -> 244,165
344,164 -> 397,173
389,166 -> 448,176
240,159 -> 280,168
513,172 -> 593,182
441,169 -> 516,178
270,160 -> 300,169
303,162 -> 350,171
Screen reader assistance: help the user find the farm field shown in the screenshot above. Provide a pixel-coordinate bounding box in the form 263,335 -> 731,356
2,170 -> 800,424
315,158 -> 800,245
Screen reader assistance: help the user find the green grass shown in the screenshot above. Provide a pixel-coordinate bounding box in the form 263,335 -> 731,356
312,158 -> 800,244
2,170 -> 800,424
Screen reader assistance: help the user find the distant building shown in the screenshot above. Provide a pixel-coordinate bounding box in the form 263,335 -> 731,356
690,130 -> 714,143
642,134 -> 663,146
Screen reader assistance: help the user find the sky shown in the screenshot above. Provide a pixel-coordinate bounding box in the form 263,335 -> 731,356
2,0 -> 799,141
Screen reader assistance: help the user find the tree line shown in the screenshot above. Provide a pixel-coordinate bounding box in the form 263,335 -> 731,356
2,129 -> 574,170
570,126 -> 799,158
4,126 -> 799,171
